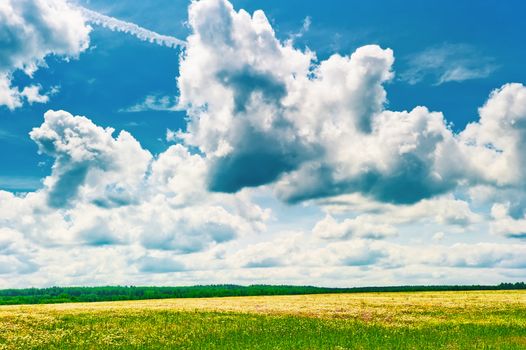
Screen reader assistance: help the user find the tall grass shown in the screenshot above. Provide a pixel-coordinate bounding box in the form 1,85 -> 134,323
1,291 -> 525,349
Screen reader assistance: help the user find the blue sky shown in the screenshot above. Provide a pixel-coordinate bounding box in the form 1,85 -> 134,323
0,0 -> 525,287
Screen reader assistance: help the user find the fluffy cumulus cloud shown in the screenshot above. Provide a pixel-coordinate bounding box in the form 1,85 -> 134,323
490,203 -> 526,239
177,0 -> 523,207
460,83 -> 526,187
29,110 -> 152,208
0,228 -> 38,275
313,194 -> 482,239
0,109 -> 269,272
176,0 -> 526,231
0,0 -> 91,109
312,214 -> 397,240
2,0 -> 526,288
177,1 -> 416,202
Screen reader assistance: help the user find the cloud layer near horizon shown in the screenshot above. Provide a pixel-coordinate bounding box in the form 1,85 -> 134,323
1,0 -> 526,287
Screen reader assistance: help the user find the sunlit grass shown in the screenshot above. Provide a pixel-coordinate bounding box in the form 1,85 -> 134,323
1,291 -> 525,349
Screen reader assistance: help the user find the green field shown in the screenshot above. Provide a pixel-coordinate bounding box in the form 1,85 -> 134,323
1,291 -> 525,349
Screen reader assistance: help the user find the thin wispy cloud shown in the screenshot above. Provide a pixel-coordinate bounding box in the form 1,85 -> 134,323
288,16 -> 312,42
400,44 -> 497,85
0,176 -> 42,191
79,7 -> 186,49
120,95 -> 179,113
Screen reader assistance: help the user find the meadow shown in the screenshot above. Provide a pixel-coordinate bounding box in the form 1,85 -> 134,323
1,290 -> 525,349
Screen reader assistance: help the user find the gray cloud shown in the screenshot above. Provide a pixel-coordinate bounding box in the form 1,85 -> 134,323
136,256 -> 186,273
245,257 -> 284,268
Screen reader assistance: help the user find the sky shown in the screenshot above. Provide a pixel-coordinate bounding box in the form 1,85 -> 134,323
0,0 -> 525,288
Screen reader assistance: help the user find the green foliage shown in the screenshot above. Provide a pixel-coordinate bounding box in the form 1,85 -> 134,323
0,282 -> 524,305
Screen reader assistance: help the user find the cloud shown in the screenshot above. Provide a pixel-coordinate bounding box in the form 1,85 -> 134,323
135,255 -> 186,273
316,194 -> 481,229
166,129 -> 179,142
436,243 -> 526,269
1,109 -> 268,254
175,0 -> 465,205
433,232 -> 445,241
231,237 -> 386,270
460,83 -> 526,188
0,228 -> 39,275
0,0 -> 91,109
329,240 -> 388,267
19,85 -> 50,104
0,176 -> 43,192
120,95 -> 179,113
180,0 -> 448,204
79,6 -> 186,49
490,203 -> 526,239
174,0 -> 526,212
273,106 -> 463,205
29,110 -> 152,208
231,234 -> 303,268
312,214 -> 397,240
288,16 -> 311,42
400,44 -> 496,85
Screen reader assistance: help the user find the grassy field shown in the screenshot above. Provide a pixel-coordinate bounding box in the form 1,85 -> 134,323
1,291 -> 525,349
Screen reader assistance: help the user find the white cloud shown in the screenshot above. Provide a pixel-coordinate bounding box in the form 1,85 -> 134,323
29,110 -> 152,208
121,95 -> 179,113
231,233 -> 304,268
460,83 -> 526,187
316,194 -> 481,230
0,228 -> 38,275
20,85 -> 50,104
490,203 -> 526,239
177,0 -> 497,206
327,240 -> 389,267
174,0 -> 526,223
288,16 -> 311,42
166,129 -> 179,143
1,110 -> 268,257
79,6 -> 186,49
312,214 -> 397,240
400,44 -> 496,85
433,232 -> 445,241
436,243 -> 526,269
0,0 -> 91,109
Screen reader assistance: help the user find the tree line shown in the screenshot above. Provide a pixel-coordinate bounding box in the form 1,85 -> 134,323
0,282 -> 524,305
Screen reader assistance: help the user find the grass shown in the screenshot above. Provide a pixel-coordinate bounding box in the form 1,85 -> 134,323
0,290 -> 525,349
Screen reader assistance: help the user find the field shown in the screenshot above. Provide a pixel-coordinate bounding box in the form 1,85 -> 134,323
1,291 -> 525,349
